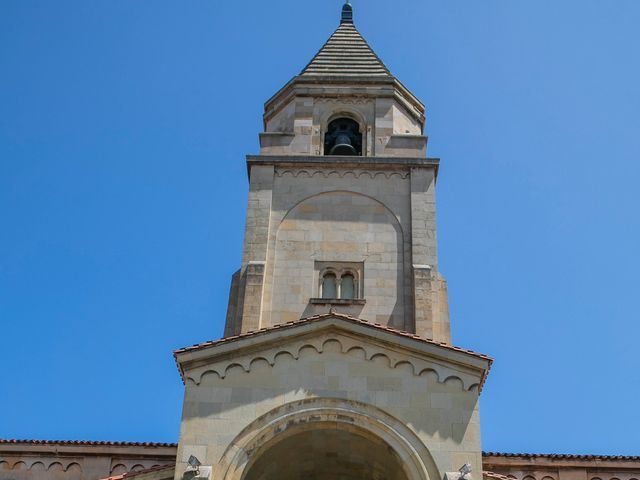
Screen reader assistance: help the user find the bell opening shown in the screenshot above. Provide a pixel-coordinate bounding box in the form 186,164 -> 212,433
324,118 -> 363,156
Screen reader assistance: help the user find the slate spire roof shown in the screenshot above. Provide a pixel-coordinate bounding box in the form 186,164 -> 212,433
300,2 -> 392,78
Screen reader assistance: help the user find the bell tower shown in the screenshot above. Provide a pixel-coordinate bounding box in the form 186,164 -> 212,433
174,5 -> 492,480
224,1 -> 451,343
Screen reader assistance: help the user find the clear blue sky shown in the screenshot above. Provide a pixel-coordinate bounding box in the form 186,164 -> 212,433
1,0 -> 639,455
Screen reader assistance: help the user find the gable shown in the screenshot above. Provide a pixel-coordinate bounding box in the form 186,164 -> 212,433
175,315 -> 491,393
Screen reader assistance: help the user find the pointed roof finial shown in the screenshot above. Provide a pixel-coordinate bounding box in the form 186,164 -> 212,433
341,1 -> 353,25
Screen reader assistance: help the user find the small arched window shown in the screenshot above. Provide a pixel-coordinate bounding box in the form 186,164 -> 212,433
340,274 -> 355,300
321,273 -> 337,299
324,117 -> 362,156
314,262 -> 364,303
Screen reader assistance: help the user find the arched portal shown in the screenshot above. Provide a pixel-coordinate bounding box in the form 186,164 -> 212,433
244,425 -> 409,480
217,398 -> 436,480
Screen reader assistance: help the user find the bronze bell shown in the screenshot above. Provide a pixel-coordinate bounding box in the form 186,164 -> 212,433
325,118 -> 362,156
330,130 -> 358,155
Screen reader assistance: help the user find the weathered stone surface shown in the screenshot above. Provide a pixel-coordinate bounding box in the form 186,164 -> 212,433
225,158 -> 450,342
483,454 -> 640,480
0,442 -> 176,480
175,316 -> 490,480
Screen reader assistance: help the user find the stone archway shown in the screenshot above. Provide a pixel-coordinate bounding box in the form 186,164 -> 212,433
217,398 -> 438,480
244,423 -> 409,480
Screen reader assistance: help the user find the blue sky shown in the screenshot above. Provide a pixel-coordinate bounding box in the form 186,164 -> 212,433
1,0 -> 639,455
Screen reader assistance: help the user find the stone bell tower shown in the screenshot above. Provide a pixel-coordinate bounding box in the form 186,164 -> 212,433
173,5 -> 491,480
224,0 -> 451,343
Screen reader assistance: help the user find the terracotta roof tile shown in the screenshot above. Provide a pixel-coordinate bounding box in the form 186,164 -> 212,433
174,312 -> 491,361
0,439 -> 177,447
483,452 -> 640,461
173,312 -> 493,389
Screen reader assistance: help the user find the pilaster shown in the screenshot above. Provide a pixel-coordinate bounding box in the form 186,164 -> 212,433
411,167 -> 451,343
236,165 -> 274,333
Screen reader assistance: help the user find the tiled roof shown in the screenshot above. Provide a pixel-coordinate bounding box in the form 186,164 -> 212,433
174,311 -> 492,361
300,22 -> 392,78
483,452 -> 640,461
0,439 -> 177,448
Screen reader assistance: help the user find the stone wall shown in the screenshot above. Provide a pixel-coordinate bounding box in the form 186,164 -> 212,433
262,93 -> 425,158
267,171 -> 411,330
0,443 -> 176,480
174,326 -> 485,480
483,454 -> 640,480
224,159 -> 451,343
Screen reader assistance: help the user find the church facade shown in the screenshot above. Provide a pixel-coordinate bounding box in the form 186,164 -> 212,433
1,4 -> 637,480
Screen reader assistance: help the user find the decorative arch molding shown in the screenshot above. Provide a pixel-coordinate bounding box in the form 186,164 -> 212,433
315,96 -> 373,106
588,477 -> 640,480
215,397 -> 439,480
111,464 -> 128,475
4,458 -> 84,472
48,462 -> 65,472
278,189 -> 405,240
110,462 -> 162,475
500,476 -> 638,480
66,462 -> 83,473
185,335 -> 480,392
275,169 -> 410,180
30,461 -> 46,471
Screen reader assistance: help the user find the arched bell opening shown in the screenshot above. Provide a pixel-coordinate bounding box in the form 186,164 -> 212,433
243,425 -> 410,480
324,117 -> 363,156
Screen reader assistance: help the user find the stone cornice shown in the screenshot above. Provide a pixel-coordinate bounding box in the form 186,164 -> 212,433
482,452 -> 640,469
263,76 -> 425,128
0,442 -> 177,458
246,155 -> 440,179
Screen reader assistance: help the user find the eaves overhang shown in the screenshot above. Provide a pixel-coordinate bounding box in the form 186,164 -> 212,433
263,75 -> 426,130
0,439 -> 177,457
173,312 -> 492,392
483,452 -> 640,467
